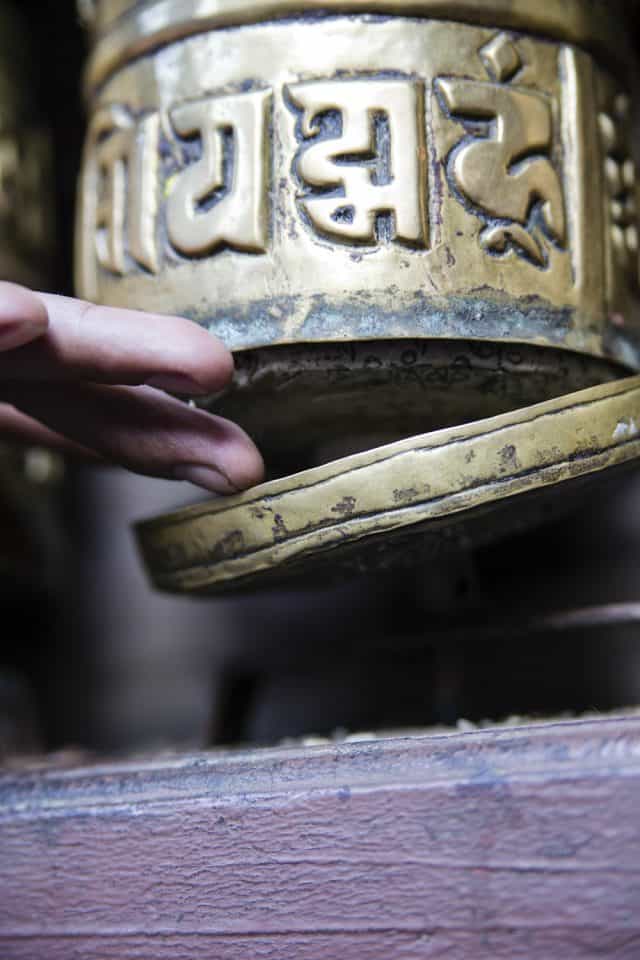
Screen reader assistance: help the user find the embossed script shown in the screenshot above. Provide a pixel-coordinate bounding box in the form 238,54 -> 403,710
287,79 -> 428,246
435,33 -> 565,267
78,50 -> 595,282
167,90 -> 271,256
89,104 -> 160,275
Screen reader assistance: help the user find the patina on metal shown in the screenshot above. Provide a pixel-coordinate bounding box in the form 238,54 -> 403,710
77,1 -> 640,591
137,375 -> 640,593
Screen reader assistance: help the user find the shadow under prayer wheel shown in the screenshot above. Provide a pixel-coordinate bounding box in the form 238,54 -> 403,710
76,1 -> 640,592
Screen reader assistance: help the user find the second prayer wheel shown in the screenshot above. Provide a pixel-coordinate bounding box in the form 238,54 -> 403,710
77,0 -> 640,466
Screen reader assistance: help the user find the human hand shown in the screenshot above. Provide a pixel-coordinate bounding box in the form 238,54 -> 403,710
0,282 -> 264,494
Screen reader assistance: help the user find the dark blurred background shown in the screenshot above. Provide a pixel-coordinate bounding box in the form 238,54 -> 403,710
1,0 -> 640,760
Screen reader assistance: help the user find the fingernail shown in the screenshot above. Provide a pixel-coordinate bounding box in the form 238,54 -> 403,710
0,320 -> 20,342
0,284 -> 48,349
0,319 -> 40,351
146,373 -> 207,395
172,464 -> 239,494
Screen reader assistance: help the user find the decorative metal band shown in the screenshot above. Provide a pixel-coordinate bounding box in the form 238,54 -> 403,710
136,374 -> 640,594
76,14 -> 640,367
84,0 -> 636,94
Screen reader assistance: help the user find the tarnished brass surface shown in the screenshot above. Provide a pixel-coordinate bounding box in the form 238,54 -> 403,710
77,4 -> 640,370
137,375 -> 640,593
83,1 -> 638,95
222,340 -> 624,464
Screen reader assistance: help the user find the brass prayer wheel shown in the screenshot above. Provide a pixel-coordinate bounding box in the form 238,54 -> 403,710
77,1 -> 640,591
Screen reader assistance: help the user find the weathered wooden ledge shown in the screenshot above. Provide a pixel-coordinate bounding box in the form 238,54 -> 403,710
1,714 -> 640,958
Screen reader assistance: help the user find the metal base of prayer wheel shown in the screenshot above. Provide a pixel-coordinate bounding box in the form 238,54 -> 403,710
136,376 -> 640,593
217,341 -> 624,469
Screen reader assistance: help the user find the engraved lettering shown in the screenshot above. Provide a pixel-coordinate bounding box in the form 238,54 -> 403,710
287,79 -> 428,247
436,33 -> 565,268
91,104 -> 159,275
166,90 -> 271,256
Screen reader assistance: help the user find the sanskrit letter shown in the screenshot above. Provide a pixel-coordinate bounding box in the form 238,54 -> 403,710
435,33 -> 565,267
287,79 -> 428,247
89,105 -> 159,275
166,90 -> 270,256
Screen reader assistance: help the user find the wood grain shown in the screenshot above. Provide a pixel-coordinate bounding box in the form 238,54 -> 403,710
1,716 -> 640,958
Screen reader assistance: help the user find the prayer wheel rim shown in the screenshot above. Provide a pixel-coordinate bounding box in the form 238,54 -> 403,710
136,375 -> 640,594
84,0 -> 638,95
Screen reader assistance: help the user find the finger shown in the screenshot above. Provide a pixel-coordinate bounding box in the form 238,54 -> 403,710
2,381 -> 265,493
0,404 -> 99,461
0,283 -> 49,352
0,292 -> 233,395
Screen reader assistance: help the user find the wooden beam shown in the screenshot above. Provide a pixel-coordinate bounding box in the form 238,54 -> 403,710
1,716 -> 640,958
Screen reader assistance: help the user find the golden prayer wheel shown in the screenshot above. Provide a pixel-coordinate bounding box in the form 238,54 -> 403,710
77,0 -> 640,592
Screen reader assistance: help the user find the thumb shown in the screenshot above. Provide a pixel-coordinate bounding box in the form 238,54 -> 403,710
0,283 -> 49,352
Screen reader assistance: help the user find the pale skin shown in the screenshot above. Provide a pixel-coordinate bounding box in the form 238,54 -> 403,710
0,282 -> 265,494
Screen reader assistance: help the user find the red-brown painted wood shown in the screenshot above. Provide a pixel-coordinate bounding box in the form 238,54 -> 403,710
1,716 -> 640,958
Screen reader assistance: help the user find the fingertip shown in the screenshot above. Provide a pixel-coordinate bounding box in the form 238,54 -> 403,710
210,334 -> 235,388
149,323 -> 235,396
0,283 -> 49,351
172,464 -> 239,494
217,430 -> 266,492
171,440 -> 264,496
179,408 -> 265,494
238,443 -> 266,490
191,327 -> 235,395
